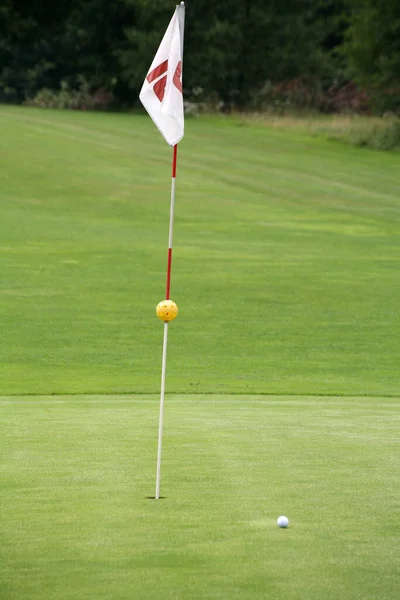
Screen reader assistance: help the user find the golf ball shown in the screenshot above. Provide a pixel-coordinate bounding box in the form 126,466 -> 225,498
277,516 -> 289,528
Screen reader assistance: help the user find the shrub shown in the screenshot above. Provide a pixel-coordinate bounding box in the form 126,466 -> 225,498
371,87 -> 400,115
249,78 -> 370,114
367,121 -> 400,150
338,119 -> 400,151
24,80 -> 114,111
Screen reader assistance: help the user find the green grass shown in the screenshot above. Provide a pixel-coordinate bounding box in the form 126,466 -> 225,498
1,107 -> 400,599
1,395 -> 399,600
0,106 -> 399,396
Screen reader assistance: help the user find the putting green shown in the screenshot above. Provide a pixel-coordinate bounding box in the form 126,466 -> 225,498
0,394 -> 399,600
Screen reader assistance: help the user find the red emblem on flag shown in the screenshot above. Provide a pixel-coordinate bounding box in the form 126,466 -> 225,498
147,60 -> 183,102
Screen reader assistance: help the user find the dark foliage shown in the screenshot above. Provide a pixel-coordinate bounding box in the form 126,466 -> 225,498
0,0 -> 398,113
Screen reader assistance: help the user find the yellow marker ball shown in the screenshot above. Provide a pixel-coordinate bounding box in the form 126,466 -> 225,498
156,300 -> 178,322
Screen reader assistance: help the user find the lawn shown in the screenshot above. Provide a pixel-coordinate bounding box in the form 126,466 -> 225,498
0,106 -> 399,599
1,395 -> 399,600
0,106 -> 399,396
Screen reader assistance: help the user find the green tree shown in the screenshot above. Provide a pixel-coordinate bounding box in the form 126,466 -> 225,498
0,1 -> 40,102
0,0 -> 135,104
0,0 -> 348,108
343,0 -> 400,112
120,0 -> 343,107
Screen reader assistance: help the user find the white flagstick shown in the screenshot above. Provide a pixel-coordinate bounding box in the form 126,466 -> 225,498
155,144 -> 178,500
155,321 -> 169,500
140,2 -> 185,500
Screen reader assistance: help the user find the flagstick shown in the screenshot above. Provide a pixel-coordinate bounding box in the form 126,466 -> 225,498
155,321 -> 169,500
155,144 -> 178,500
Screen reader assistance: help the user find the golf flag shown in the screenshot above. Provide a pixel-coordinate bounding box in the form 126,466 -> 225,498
139,4 -> 185,500
139,4 -> 185,146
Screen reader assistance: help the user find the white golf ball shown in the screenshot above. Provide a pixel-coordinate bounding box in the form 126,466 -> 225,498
277,515 -> 289,528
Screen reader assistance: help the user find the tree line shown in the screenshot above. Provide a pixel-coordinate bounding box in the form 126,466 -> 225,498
0,0 -> 399,113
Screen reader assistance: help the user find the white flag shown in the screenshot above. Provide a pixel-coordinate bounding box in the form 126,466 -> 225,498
139,5 -> 185,146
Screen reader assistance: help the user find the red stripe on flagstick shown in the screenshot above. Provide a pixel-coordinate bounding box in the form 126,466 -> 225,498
165,145 -> 178,300
172,144 -> 178,177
